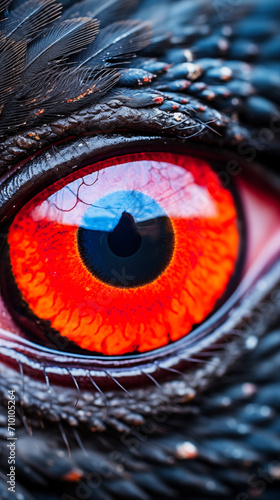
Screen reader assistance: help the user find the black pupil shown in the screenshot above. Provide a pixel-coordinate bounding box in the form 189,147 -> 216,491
77,192 -> 175,289
108,211 -> 142,257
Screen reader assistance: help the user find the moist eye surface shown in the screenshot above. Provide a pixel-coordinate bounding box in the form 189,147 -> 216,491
3,151 -> 241,356
77,190 -> 175,287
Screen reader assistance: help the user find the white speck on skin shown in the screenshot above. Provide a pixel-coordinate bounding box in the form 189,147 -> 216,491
176,441 -> 198,459
220,65 -> 232,79
222,397 -> 231,406
232,448 -> 242,459
245,335 -> 258,350
242,383 -> 257,397
184,49 -> 193,62
260,405 -> 272,417
269,463 -> 280,479
174,113 -> 182,122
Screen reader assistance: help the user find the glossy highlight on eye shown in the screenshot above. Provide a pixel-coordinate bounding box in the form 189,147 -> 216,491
7,152 -> 240,355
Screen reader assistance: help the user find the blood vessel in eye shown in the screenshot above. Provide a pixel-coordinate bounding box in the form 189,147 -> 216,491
8,153 -> 239,355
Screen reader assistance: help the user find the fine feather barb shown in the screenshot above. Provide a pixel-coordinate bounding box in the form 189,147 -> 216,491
78,20 -> 152,67
0,2 -> 151,137
1,0 -> 62,41
0,0 -> 11,14
0,37 -> 26,109
62,0 -> 139,27
67,368 -> 80,407
58,422 -> 71,458
72,428 -> 88,456
0,66 -> 119,134
25,17 -> 99,76
34,66 -> 120,113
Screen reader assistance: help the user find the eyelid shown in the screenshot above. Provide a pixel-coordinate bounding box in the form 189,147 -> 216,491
1,262 -> 280,396
1,133 -> 279,226
0,95 -> 226,175
0,134 -> 162,223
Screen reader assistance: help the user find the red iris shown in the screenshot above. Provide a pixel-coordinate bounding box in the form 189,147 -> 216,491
8,153 -> 240,355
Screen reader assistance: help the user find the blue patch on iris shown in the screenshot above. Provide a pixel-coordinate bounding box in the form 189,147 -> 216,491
78,190 -> 174,288
80,190 -> 167,231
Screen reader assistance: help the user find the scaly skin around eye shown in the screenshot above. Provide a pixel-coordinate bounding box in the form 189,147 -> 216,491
0,1 -> 280,500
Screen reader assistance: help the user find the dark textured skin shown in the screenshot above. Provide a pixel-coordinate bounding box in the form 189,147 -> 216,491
0,1 -> 280,499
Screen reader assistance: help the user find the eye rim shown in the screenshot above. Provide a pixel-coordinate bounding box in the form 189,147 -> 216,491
0,135 -> 276,236
2,150 -> 246,357
0,134 -> 279,390
1,131 -> 279,224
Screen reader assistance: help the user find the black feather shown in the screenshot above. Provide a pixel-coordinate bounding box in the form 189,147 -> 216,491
0,37 -> 26,108
78,20 -> 152,67
0,66 -> 119,134
25,17 -> 99,77
0,2 -> 153,135
1,0 -> 62,41
35,66 -> 120,116
62,0 -> 139,27
0,0 -> 11,14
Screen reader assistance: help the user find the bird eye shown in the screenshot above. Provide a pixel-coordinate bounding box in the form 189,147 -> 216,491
0,135 -> 279,397
2,151 -> 241,356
